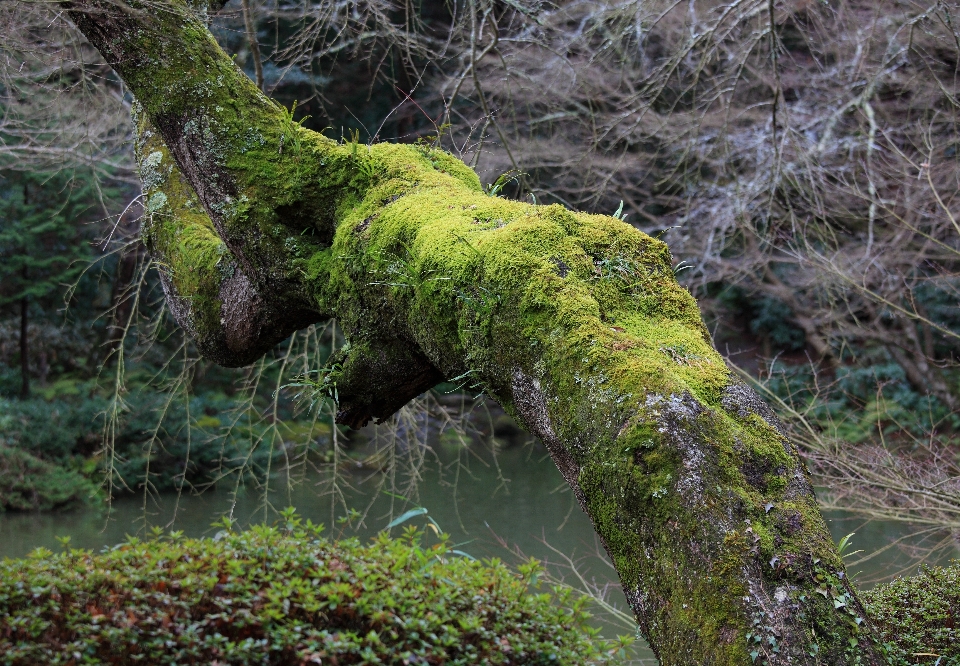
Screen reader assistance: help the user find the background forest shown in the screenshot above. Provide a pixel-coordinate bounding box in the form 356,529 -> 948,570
1,0 -> 960,571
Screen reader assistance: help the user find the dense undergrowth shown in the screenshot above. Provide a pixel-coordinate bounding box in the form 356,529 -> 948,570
0,515 -> 955,665
863,563 -> 960,665
0,446 -> 95,512
0,382 -> 330,512
0,308 -> 344,512
757,357 -> 960,445
0,519 -> 630,665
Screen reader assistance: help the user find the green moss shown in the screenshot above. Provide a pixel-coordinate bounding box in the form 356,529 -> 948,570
135,113 -> 227,342
298,164 -> 868,658
133,114 -> 869,657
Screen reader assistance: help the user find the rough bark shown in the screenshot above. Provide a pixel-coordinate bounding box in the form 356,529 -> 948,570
63,1 -> 887,662
19,289 -> 29,400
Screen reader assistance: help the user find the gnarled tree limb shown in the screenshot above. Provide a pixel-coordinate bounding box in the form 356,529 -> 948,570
64,0 -> 885,662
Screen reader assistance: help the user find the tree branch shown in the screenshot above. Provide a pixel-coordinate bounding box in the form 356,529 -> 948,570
63,1 -> 888,661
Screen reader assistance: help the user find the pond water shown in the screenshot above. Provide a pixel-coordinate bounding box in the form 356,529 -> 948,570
1,429 -> 955,664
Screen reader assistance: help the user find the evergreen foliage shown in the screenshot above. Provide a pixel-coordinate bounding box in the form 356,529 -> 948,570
0,445 -> 96,512
0,519 -> 626,665
0,169 -> 97,314
862,563 -> 960,665
0,384 -> 332,512
0,168 -> 109,397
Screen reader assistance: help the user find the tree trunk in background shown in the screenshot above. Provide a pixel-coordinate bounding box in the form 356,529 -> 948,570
62,1 -> 887,662
19,183 -> 30,399
240,0 -> 263,91
19,288 -> 29,400
102,237 -> 143,367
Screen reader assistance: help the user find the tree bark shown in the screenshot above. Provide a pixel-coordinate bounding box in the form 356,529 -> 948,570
63,1 -> 886,662
19,289 -> 29,400
102,236 -> 143,367
240,0 -> 263,91
20,185 -> 30,400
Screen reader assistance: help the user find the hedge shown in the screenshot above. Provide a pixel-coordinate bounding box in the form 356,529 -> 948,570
0,515 -> 628,665
0,445 -> 96,512
863,562 -> 960,665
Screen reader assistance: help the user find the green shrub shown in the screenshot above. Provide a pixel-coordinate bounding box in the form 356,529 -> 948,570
863,562 -> 960,665
748,296 -> 806,351
0,446 -> 96,512
0,395 -> 106,460
759,356 -> 960,443
0,520 -> 624,665
0,390 -> 328,501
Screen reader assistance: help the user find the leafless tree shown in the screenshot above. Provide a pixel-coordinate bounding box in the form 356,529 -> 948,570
0,1 -> 134,179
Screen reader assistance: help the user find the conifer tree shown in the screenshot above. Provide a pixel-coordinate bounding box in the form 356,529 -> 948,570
0,170 -> 94,397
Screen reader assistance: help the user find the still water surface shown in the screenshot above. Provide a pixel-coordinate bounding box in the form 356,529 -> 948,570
1,438 -> 954,662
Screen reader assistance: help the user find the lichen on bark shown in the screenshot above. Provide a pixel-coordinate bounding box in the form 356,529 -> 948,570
65,0 -> 891,662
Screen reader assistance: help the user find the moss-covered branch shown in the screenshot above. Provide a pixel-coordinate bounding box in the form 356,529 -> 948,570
134,111 -> 319,366
65,0 -> 890,662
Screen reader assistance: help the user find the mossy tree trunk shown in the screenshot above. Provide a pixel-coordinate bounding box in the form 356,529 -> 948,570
64,1 -> 886,662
